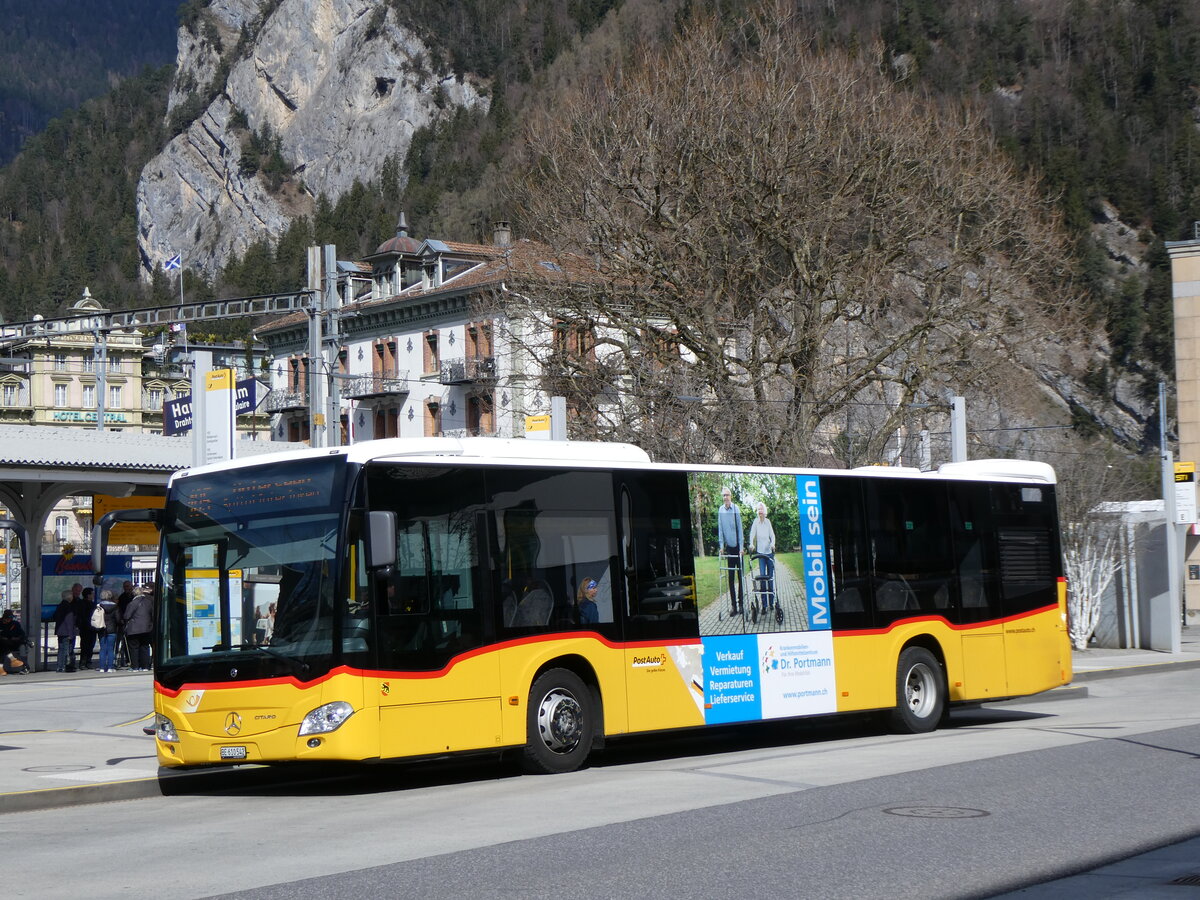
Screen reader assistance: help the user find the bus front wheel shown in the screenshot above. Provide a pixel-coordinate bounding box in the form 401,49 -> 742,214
887,647 -> 944,734
522,668 -> 593,774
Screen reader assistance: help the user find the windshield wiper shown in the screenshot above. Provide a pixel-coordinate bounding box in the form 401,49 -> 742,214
232,642 -> 310,676
199,642 -> 310,676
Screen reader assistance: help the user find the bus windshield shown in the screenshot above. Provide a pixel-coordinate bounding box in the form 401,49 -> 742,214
157,457 -> 349,679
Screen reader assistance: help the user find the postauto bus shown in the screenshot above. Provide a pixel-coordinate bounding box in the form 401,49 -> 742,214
92,438 -> 1069,774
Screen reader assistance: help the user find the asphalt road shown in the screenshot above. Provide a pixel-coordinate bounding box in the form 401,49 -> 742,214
5,667 -> 1200,899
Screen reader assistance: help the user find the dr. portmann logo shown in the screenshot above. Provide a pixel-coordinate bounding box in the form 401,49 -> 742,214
631,654 -> 665,668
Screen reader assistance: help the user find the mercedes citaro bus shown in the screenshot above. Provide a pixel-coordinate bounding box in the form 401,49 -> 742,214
93,438 -> 1069,774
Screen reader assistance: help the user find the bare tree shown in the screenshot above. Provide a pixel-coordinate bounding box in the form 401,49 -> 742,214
494,4 -> 1089,467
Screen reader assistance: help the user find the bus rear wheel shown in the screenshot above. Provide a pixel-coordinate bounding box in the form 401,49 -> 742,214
887,647 -> 944,734
522,668 -> 593,774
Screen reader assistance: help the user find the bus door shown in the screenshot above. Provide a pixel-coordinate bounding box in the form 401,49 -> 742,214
949,483 -> 1008,701
992,483 -> 1065,695
616,472 -> 704,733
366,465 -> 502,760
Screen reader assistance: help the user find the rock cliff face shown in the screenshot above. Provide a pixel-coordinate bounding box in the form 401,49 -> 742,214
137,0 -> 487,278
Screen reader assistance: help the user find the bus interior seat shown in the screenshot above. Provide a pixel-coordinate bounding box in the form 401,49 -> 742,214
511,581 -> 554,627
502,592 -> 518,627
833,588 -> 863,612
932,583 -> 950,609
875,580 -> 918,611
960,577 -> 987,608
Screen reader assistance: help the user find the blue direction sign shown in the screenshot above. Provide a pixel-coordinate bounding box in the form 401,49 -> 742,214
163,378 -> 270,436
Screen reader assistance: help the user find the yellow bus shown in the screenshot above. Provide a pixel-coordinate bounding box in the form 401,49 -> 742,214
93,438 -> 1070,774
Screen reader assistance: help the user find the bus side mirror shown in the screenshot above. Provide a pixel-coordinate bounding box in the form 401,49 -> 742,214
367,511 -> 396,570
92,508 -> 163,582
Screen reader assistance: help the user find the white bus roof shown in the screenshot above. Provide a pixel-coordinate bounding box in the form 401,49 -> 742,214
172,439 -> 1054,486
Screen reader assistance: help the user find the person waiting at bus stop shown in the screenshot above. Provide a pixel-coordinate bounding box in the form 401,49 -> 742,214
75,586 -> 98,669
717,487 -> 745,615
121,585 -> 154,671
96,590 -> 119,673
53,590 -> 78,672
0,609 -> 29,674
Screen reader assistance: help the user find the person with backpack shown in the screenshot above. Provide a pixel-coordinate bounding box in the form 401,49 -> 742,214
96,590 -> 119,673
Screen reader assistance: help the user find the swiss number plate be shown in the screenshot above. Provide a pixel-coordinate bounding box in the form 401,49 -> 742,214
219,746 -> 247,759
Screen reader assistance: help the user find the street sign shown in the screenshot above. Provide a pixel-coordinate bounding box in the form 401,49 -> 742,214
1174,461 -> 1197,524
525,414 -> 551,440
163,378 -> 269,435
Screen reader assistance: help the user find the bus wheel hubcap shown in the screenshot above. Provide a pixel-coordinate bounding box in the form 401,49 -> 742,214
905,664 -> 935,718
537,689 -> 583,753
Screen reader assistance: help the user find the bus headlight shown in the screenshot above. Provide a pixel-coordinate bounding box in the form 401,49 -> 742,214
298,701 -> 355,736
155,714 -> 179,743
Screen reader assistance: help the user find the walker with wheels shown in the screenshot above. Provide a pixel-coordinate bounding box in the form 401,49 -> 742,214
718,548 -> 745,619
750,551 -> 781,625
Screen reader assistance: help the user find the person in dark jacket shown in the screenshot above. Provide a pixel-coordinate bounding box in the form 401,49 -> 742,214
53,589 -> 78,672
75,586 -> 98,669
0,608 -> 29,674
115,581 -> 136,668
121,585 -> 154,671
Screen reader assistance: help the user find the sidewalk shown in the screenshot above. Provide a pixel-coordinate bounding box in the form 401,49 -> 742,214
1068,626 -> 1200,681
3,631 -> 1199,897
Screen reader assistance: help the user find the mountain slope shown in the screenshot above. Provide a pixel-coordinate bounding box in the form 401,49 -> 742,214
0,0 -> 178,166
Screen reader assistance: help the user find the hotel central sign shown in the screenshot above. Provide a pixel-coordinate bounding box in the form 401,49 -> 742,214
51,411 -> 129,423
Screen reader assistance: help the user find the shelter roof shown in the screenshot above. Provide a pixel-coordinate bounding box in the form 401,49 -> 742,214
0,426 -> 297,473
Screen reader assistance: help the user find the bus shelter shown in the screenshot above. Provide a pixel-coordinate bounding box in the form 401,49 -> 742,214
0,425 -> 190,671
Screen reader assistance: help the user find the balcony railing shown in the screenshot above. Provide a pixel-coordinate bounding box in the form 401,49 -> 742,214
263,390 -> 308,413
340,370 -> 410,400
439,356 -> 496,384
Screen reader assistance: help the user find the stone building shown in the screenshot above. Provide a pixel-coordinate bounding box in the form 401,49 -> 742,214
0,289 -> 269,560
255,221 -> 564,445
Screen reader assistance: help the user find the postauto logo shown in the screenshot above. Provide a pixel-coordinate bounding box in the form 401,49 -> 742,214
631,653 -> 666,669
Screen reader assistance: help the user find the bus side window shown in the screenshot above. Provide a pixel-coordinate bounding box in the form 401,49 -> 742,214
866,481 -> 953,624
488,468 -> 619,634
991,483 -> 1058,617
821,476 -> 873,631
619,473 -> 696,641
949,483 -> 1000,624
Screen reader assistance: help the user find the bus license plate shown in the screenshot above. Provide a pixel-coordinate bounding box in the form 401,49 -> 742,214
219,746 -> 247,760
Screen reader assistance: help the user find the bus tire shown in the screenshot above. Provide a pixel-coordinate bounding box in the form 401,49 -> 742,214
887,647 -> 944,734
522,668 -> 592,774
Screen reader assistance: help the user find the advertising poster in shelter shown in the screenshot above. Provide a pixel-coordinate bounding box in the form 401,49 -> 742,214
41,551 -> 134,620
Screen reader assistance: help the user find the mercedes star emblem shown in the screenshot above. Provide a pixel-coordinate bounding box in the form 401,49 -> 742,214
224,712 -> 242,736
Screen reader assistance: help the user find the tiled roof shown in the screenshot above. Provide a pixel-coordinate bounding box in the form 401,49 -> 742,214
257,239 -> 595,337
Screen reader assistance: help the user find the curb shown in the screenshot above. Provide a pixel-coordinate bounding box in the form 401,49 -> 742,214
1069,656 -> 1200,683
990,684 -> 1089,705
1,775 -> 165,814
0,762 -> 349,815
